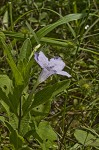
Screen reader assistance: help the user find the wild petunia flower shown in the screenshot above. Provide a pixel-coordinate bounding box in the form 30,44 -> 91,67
34,51 -> 71,83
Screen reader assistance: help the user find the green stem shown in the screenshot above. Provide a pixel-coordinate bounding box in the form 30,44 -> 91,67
18,97 -> 22,133
28,80 -> 39,101
8,2 -> 13,31
23,80 -> 39,116
71,40 -> 81,73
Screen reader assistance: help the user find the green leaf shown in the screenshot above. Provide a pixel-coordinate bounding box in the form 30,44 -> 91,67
32,80 -> 70,108
26,22 -> 40,45
31,101 -> 51,123
0,74 -> 13,96
0,100 -> 10,116
40,37 -> 74,48
0,87 -> 18,116
18,38 -> 32,64
0,116 -> 5,124
0,37 -> 24,85
74,129 -> 97,146
23,58 -> 34,82
36,121 -> 58,149
20,113 -> 30,136
32,86 -> 53,108
8,85 -> 24,115
52,80 -> 70,97
17,38 -> 33,85
89,138 -> 99,147
0,87 -> 10,107
3,31 -> 24,39
39,12 -> 48,20
23,80 -> 69,116
19,147 -> 32,150
9,113 -> 18,130
0,32 -> 6,44
5,121 -> 24,150
3,31 -> 99,55
3,10 -> 8,30
0,76 -> 23,116
35,13 -> 86,40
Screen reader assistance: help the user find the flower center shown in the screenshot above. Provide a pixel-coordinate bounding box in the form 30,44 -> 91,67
46,66 -> 54,71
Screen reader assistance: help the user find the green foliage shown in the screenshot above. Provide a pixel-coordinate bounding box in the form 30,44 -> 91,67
0,37 -> 24,86
32,80 -> 70,108
19,113 -> 30,136
31,101 -> 51,123
17,38 -> 32,85
5,121 -> 24,149
0,37 -> 71,149
0,0 -> 99,149
2,10 -> 8,30
0,74 -> 13,95
35,121 -> 58,150
30,13 -> 86,44
74,129 -> 99,148
18,38 -> 32,64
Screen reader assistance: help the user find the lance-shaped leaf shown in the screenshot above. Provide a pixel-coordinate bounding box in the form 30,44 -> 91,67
31,80 -> 70,109
17,38 -> 33,85
5,121 -> 24,149
0,37 -> 24,85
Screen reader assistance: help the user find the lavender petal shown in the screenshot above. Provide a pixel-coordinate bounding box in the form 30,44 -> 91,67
49,57 -> 65,71
34,51 -> 49,68
56,71 -> 71,77
38,69 -> 55,83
